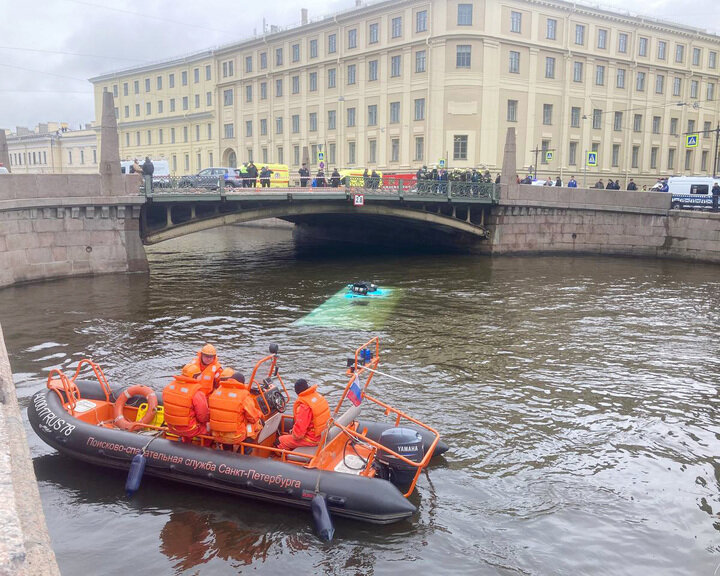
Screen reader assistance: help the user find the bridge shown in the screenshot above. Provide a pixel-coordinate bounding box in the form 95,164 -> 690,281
141,181 -> 497,245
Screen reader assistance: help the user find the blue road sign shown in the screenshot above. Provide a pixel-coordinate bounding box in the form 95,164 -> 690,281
586,152 -> 598,167
685,134 -> 698,148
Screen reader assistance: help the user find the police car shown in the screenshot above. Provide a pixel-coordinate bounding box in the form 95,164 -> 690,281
668,177 -> 718,209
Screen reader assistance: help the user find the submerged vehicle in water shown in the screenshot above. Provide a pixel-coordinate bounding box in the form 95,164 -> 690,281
29,338 -> 446,526
346,281 -> 390,298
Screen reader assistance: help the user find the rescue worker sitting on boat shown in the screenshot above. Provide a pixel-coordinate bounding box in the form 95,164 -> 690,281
183,343 -> 222,390
208,368 -> 264,453
162,363 -> 214,445
277,379 -> 330,451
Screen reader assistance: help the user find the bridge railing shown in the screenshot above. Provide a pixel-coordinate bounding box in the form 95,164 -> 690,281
141,176 -> 498,201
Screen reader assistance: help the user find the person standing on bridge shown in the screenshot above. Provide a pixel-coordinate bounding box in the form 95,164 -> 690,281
142,157 -> 155,193
568,176 -> 578,188
299,163 -> 310,187
712,182 -> 720,212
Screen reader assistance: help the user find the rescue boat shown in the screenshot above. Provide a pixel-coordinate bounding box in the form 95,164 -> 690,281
28,338 -> 446,526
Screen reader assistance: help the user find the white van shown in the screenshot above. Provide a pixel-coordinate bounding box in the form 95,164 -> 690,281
668,176 -> 718,209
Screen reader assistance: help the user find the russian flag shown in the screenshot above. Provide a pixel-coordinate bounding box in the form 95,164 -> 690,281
347,376 -> 363,407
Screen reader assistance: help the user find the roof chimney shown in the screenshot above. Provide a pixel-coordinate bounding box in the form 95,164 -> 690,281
301,8 -> 308,25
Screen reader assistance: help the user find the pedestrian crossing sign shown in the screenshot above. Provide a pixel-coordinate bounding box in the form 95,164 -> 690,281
545,151 -> 554,161
685,134 -> 698,148
586,152 -> 598,167
438,159 -> 446,168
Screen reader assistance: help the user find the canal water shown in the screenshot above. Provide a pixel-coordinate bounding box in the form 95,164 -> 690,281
1,225 -> 719,575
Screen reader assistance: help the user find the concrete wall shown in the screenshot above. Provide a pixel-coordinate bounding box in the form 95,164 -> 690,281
0,174 -> 148,288
490,183 -> 720,263
0,326 -> 60,575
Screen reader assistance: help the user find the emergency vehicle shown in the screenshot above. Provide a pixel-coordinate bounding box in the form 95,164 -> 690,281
668,177 -> 718,209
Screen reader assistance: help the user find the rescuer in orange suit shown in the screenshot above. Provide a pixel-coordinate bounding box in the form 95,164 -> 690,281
277,379 -> 330,451
163,344 -> 222,444
208,368 -> 264,452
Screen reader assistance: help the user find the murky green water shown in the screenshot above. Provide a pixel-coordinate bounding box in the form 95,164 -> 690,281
1,225 -> 719,575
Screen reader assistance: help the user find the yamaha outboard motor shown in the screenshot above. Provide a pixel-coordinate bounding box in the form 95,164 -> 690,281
375,427 -> 425,492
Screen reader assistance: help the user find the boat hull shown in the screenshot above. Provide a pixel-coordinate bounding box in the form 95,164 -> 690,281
28,386 -> 417,524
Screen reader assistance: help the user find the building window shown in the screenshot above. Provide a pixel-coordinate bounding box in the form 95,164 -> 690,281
205,92 -> 211,106
348,64 -> 357,84
347,107 -> 356,127
391,55 -> 401,76
617,68 -> 625,88
690,80 -> 699,99
223,89 -> 233,106
612,144 -> 620,167
541,140 -> 550,164
259,118 -> 267,136
414,98 -> 425,120
368,60 -> 378,81
708,83 -> 715,101
543,104 -> 553,125
416,10 -> 427,32
573,61 -> 583,82
685,149 -> 693,170
509,51 -> 520,74
348,28 -> 357,49
292,43 -> 300,62
207,123 -> 212,140
193,68 -> 199,83
618,33 -> 627,53
416,50 -> 426,73
658,41 -> 667,60
260,52 -> 267,69
134,80 -> 139,94
652,116 -> 661,134
328,143 -> 335,164
309,72 -> 317,91
328,110 -> 336,130
673,77 -> 682,97
328,68 -> 336,88
655,75 -> 664,94
272,48 -> 281,66
182,70 -> 188,85
194,94 -> 200,109
415,136 -> 424,161
244,120 -> 252,137
367,105 -> 377,126
595,65 -> 605,86
668,148 -> 676,170
328,34 -> 336,54
145,78 -> 150,92
675,44 -> 684,63
206,64 -> 211,80
156,100 -> 162,113
244,56 -> 252,73
598,29 -> 607,49
575,24 -> 585,45
348,141 -> 356,164
292,76 -> 300,94
633,114 -> 642,132
124,106 -> 129,118
123,82 -> 128,96
368,139 -> 377,163
457,45 -> 471,68
246,85 -> 252,102
688,119 -> 695,134
183,126 -> 188,142
592,109 -> 602,130
693,48 -> 701,66
638,37 -> 648,57
369,23 -> 379,44
292,115 -> 300,133
275,79 -> 283,96
145,102 -> 151,115
391,138 -> 400,162
309,39 -> 318,58
710,51 -> 717,69
570,107 -> 580,128
390,101 -> 400,123
458,4 -> 472,25
546,18 -> 556,40
260,82 -> 267,100
701,151 -> 708,172
224,123 -> 234,138
650,147 -> 658,169
545,57 -> 555,79
670,118 -> 678,135
308,113 -> 317,132
391,17 -> 402,38
276,117 -> 283,134
154,76 -> 161,90
195,125 -> 200,141
453,135 -> 468,160
569,141 -> 578,165
636,72 -> 645,92
511,11 -> 522,33
614,111 -> 623,131
507,100 -> 518,122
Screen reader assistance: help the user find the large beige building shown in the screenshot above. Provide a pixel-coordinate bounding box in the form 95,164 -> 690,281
90,0 -> 720,183
4,123 -> 99,174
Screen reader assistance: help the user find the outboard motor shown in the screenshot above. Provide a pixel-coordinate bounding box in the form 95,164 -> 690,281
374,427 -> 425,492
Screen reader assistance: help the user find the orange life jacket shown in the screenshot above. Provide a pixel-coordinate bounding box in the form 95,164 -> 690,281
163,375 -> 206,431
192,354 -> 222,392
208,379 -> 263,441
294,385 -> 331,441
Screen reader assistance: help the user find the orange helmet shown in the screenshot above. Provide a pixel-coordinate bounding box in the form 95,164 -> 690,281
201,343 -> 217,356
220,368 -> 235,380
182,363 -> 200,378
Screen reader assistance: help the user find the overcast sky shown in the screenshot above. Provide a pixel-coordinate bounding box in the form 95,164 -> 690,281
1,0 -> 718,131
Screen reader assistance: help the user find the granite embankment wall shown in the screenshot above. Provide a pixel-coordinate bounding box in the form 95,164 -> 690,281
0,174 -> 148,288
490,184 -> 720,262
0,326 -> 60,575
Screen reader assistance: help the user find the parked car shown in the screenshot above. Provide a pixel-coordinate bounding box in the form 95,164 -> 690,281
179,167 -> 242,189
0,166 -> 9,174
